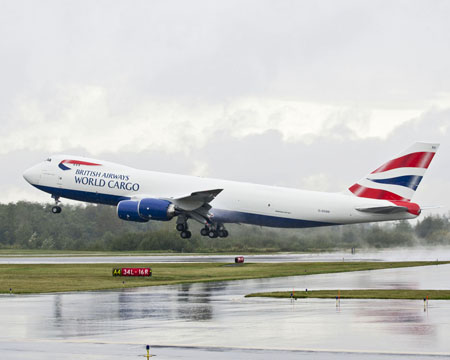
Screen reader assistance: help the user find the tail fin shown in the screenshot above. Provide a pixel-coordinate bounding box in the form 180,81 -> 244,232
349,142 -> 439,202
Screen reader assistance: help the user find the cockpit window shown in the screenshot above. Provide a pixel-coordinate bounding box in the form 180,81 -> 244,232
46,158 -> 52,162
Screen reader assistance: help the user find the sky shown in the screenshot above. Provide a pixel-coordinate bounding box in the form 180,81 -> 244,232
0,0 -> 449,214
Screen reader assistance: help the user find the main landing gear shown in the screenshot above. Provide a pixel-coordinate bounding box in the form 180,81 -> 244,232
51,195 -> 62,214
176,221 -> 192,239
177,216 -> 192,239
176,218 -> 229,239
200,224 -> 229,238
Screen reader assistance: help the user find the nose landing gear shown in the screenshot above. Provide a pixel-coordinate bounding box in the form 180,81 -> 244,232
51,195 -> 62,214
51,206 -> 62,214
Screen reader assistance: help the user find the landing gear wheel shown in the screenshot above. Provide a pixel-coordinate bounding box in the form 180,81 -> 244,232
218,229 -> 228,238
51,206 -> 62,214
200,227 -> 209,236
176,223 -> 186,232
208,230 -> 218,238
180,230 -> 192,239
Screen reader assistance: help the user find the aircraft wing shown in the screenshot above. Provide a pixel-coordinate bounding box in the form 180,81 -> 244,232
355,206 -> 409,214
170,189 -> 223,211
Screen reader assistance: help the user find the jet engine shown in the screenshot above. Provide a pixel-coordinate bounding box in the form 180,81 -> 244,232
138,198 -> 176,221
117,198 -> 176,222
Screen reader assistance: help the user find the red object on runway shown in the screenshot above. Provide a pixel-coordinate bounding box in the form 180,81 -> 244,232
235,256 -> 244,263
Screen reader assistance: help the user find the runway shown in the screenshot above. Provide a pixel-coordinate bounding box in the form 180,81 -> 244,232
1,263 -> 450,359
1,340 -> 448,360
1,247 -> 449,264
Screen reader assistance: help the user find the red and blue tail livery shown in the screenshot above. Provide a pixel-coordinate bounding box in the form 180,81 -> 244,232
23,142 -> 439,239
349,142 -> 439,202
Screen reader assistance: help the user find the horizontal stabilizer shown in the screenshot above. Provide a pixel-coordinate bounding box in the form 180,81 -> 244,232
356,206 -> 409,214
419,205 -> 443,211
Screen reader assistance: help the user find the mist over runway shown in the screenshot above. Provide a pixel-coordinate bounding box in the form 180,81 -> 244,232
1,247 -> 450,264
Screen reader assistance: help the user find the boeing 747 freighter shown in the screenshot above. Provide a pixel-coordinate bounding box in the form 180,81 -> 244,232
23,142 -> 439,239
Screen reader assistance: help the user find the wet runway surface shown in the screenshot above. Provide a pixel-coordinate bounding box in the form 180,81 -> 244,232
1,263 -> 450,359
1,247 -> 450,264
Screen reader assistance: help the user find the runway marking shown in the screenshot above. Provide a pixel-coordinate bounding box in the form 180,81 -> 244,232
3,338 -> 450,357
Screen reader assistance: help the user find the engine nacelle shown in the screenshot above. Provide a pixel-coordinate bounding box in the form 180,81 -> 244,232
117,200 -> 149,222
138,198 -> 175,221
117,198 -> 175,222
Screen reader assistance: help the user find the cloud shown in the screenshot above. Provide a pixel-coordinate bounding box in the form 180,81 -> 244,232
0,84 -> 423,156
2,1 -> 450,104
4,107 -> 449,217
0,0 -> 449,216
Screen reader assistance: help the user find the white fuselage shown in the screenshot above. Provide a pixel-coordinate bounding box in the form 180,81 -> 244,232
23,155 -> 417,228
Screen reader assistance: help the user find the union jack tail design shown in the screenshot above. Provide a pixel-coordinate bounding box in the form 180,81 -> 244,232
349,142 -> 439,202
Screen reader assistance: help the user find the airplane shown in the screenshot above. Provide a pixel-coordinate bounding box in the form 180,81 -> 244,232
23,142 -> 439,239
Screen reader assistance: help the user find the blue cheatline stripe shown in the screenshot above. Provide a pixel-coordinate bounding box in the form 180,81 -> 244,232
33,185 -> 130,205
33,185 -> 337,228
367,175 -> 423,191
210,208 -> 336,228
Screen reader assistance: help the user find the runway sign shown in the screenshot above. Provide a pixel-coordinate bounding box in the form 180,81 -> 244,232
112,268 -> 152,276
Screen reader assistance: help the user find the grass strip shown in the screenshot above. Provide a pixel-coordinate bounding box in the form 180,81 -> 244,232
246,289 -> 450,300
0,261 -> 447,294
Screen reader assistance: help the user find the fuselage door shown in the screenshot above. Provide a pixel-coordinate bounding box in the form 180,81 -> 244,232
57,174 -> 63,187
39,172 -> 57,188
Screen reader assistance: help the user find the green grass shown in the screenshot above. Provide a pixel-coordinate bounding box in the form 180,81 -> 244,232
246,289 -> 450,300
0,261 -> 447,294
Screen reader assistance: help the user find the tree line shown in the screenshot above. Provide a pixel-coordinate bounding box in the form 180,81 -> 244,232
0,201 -> 449,252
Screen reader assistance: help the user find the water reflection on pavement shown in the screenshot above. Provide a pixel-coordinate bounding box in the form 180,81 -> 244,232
1,264 -> 450,359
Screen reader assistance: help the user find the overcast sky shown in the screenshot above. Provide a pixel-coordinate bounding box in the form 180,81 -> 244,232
0,0 -> 449,214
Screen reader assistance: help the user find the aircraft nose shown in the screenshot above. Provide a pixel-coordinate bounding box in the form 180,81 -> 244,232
23,165 -> 40,185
